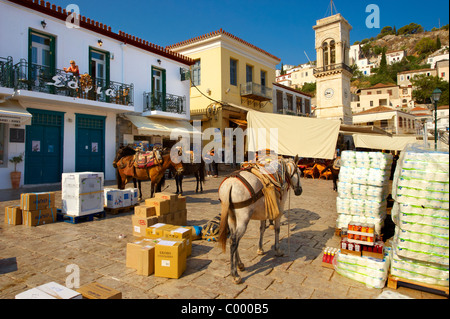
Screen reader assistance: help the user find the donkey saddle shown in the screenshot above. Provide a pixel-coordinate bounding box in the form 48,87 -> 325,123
134,149 -> 163,169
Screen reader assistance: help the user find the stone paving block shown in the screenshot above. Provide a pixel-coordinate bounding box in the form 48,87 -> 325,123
0,174 -> 442,299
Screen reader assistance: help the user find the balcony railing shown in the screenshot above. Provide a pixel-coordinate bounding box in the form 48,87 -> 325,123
240,82 -> 272,101
0,56 -> 14,88
313,63 -> 353,75
11,59 -> 133,106
276,108 -> 309,117
143,91 -> 186,115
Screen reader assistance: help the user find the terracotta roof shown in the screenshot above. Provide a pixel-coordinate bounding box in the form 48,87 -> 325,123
354,106 -> 396,115
413,113 -> 432,116
438,105 -> 449,110
398,68 -> 435,75
7,0 -> 194,65
167,29 -> 281,62
410,106 -> 429,111
362,83 -> 398,90
272,82 -> 313,97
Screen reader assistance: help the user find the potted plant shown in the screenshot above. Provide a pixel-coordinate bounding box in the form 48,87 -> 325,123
9,153 -> 23,189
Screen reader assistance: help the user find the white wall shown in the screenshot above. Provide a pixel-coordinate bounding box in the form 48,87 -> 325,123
0,0 -> 190,115
0,0 -> 191,188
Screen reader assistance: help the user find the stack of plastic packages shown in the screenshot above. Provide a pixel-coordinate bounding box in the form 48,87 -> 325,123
390,144 -> 449,287
334,247 -> 392,288
336,151 -> 393,234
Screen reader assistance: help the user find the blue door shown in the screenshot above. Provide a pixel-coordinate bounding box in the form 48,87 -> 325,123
25,109 -> 64,184
75,114 -> 105,173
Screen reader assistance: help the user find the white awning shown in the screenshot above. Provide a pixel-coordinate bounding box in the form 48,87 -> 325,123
125,115 -> 201,137
352,112 -> 395,124
246,110 -> 341,159
0,99 -> 32,125
353,133 -> 418,151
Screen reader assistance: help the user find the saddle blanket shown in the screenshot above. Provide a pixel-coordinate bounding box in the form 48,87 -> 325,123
134,151 -> 161,169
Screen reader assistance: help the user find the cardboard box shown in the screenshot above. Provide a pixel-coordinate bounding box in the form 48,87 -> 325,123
20,192 -> 56,211
137,245 -> 155,276
163,226 -> 192,256
22,208 -> 57,226
62,172 -> 104,194
62,191 -> 104,216
173,209 -> 187,226
154,239 -> 187,279
77,282 -> 122,299
15,282 -> 82,299
104,189 -> 123,208
126,238 -> 159,268
134,205 -> 156,218
130,188 -> 139,205
132,215 -> 158,237
166,212 -> 175,225
177,195 -> 187,210
155,192 -> 179,212
122,189 -> 132,207
5,205 -> 22,225
126,238 -> 158,276
145,223 -> 174,239
145,198 -> 170,216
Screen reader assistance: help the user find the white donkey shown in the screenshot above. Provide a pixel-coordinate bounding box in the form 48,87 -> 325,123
218,156 -> 303,284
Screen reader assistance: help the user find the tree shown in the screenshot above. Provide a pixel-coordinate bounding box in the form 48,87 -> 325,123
361,43 -> 372,57
280,63 -> 285,75
436,36 -> 442,50
398,23 -> 424,35
378,26 -> 395,38
415,37 -> 437,55
411,74 -> 449,106
299,82 -> 316,96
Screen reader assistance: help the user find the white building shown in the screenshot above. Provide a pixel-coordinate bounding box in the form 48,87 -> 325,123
427,53 -> 450,69
272,82 -> 312,117
383,50 -> 407,65
0,0 -> 193,189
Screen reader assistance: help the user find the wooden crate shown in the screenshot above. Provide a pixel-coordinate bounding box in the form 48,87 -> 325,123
387,275 -> 449,297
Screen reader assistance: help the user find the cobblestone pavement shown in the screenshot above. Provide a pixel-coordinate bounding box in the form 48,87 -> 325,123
0,168 -> 446,299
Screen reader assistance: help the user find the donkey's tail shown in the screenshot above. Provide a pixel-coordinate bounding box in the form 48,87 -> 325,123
218,180 -> 233,252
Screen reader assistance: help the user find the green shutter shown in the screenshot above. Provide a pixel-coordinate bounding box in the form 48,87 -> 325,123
162,69 -> 166,111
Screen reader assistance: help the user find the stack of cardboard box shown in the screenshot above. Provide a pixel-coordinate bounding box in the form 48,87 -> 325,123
61,172 -> 104,217
126,223 -> 194,279
131,192 -> 187,237
14,192 -> 57,226
104,188 -> 139,209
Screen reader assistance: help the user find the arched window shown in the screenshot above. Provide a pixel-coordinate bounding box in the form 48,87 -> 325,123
322,42 -> 329,66
330,40 -> 336,64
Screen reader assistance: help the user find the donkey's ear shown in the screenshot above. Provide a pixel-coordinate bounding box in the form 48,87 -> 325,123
294,154 -> 299,163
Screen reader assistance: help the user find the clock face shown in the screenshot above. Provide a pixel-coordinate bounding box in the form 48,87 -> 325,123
324,88 -> 334,99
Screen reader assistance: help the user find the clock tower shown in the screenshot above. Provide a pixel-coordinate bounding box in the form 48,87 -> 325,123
313,13 -> 353,124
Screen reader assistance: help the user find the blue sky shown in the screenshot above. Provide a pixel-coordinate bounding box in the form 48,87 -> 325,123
47,0 -> 449,66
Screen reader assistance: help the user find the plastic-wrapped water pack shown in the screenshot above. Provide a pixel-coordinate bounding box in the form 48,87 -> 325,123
335,248 -> 391,289
390,144 -> 449,267
390,245 -> 449,287
336,151 -> 393,235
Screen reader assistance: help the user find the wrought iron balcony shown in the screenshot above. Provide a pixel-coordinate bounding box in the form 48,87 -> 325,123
313,63 -> 353,75
12,59 -> 134,106
240,82 -> 272,101
0,56 -> 14,88
143,91 -> 186,114
276,108 -> 309,117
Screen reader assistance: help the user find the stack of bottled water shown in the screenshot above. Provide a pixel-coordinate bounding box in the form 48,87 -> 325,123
335,246 -> 392,288
336,151 -> 393,234
390,144 -> 449,287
